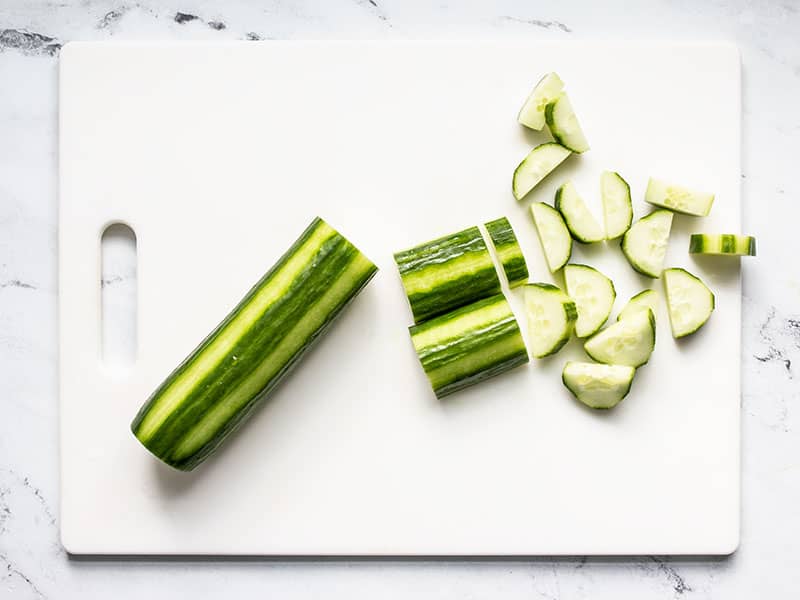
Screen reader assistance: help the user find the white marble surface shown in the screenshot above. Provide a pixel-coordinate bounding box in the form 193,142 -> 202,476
0,0 -> 798,597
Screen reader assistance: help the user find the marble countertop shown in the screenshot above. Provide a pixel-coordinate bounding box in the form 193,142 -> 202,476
1,1 -> 798,598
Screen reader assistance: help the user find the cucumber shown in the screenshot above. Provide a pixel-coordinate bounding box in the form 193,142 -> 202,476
584,309 -> 655,368
689,234 -> 756,256
394,226 -> 501,324
617,289 -> 659,322
555,181 -> 605,243
484,217 -> 529,288
131,217 -> 378,471
512,142 -> 572,200
523,283 -> 577,358
545,92 -> 590,153
410,293 -> 529,398
563,264 -> 616,338
621,210 -> 673,278
663,268 -> 715,338
601,171 -> 633,239
562,362 -> 636,409
530,202 -> 572,272
645,177 -> 714,216
517,72 -> 565,131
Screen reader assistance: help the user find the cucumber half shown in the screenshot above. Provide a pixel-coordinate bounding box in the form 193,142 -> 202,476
563,264 -> 616,338
601,171 -> 633,239
663,268 -> 715,338
621,210 -> 673,278
512,143 -> 572,200
523,283 -> 577,358
562,361 -> 635,409
617,289 -> 659,322
484,217 -> 529,288
584,308 -> 655,368
517,72 -> 564,131
555,181 -> 605,243
689,234 -> 756,256
645,177 -> 714,216
530,202 -> 572,272
545,92 -> 590,153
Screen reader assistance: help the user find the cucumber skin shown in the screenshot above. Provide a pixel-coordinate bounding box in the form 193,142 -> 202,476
395,226 -> 501,324
410,294 -> 529,399
485,217 -> 529,288
689,234 -> 756,256
131,217 -> 378,471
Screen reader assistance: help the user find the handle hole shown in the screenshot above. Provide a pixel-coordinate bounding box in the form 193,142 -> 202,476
101,223 -> 137,367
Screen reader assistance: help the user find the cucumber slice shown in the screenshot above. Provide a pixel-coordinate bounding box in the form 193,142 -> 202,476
584,309 -> 655,368
410,293 -> 529,398
617,289 -> 659,322
517,72 -> 565,131
601,171 -> 633,239
530,202 -> 572,272
563,264 -> 616,338
689,234 -> 756,256
394,226 -> 501,324
645,177 -> 714,216
555,181 -> 605,243
562,361 -> 635,409
663,268 -> 715,338
523,283 -> 577,358
545,92 -> 590,153
512,143 -> 572,200
484,217 -> 529,288
131,217 -> 378,471
621,210 -> 673,278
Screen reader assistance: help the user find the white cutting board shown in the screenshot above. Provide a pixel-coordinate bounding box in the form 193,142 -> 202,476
59,41 -> 741,555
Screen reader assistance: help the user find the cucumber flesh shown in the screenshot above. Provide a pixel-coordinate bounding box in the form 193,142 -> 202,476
410,293 -> 529,398
530,202 -> 572,273
584,309 -> 655,368
601,171 -> 633,239
555,181 -> 605,243
513,143 -> 572,200
562,361 -> 635,409
394,226 -> 501,324
617,289 -> 659,322
663,268 -> 715,338
484,217 -> 529,288
131,217 -> 378,471
621,210 -> 673,278
523,283 -> 577,358
563,264 -> 616,338
545,92 -> 590,153
517,72 -> 564,131
645,177 -> 714,216
689,234 -> 756,256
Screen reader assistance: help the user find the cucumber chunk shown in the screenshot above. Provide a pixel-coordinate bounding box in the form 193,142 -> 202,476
563,264 -> 616,338
530,202 -> 572,272
545,92 -> 590,153
689,234 -> 756,256
517,72 -> 564,131
513,143 -> 572,200
555,181 -> 605,243
601,171 -> 633,239
523,283 -> 578,358
562,361 -> 635,409
621,210 -> 673,278
663,268 -> 715,338
584,309 -> 655,368
410,293 -> 529,398
484,217 -> 529,288
645,177 -> 714,216
617,289 -> 659,322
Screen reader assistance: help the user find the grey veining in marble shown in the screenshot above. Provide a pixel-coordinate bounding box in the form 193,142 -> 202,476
1,0 -> 799,598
